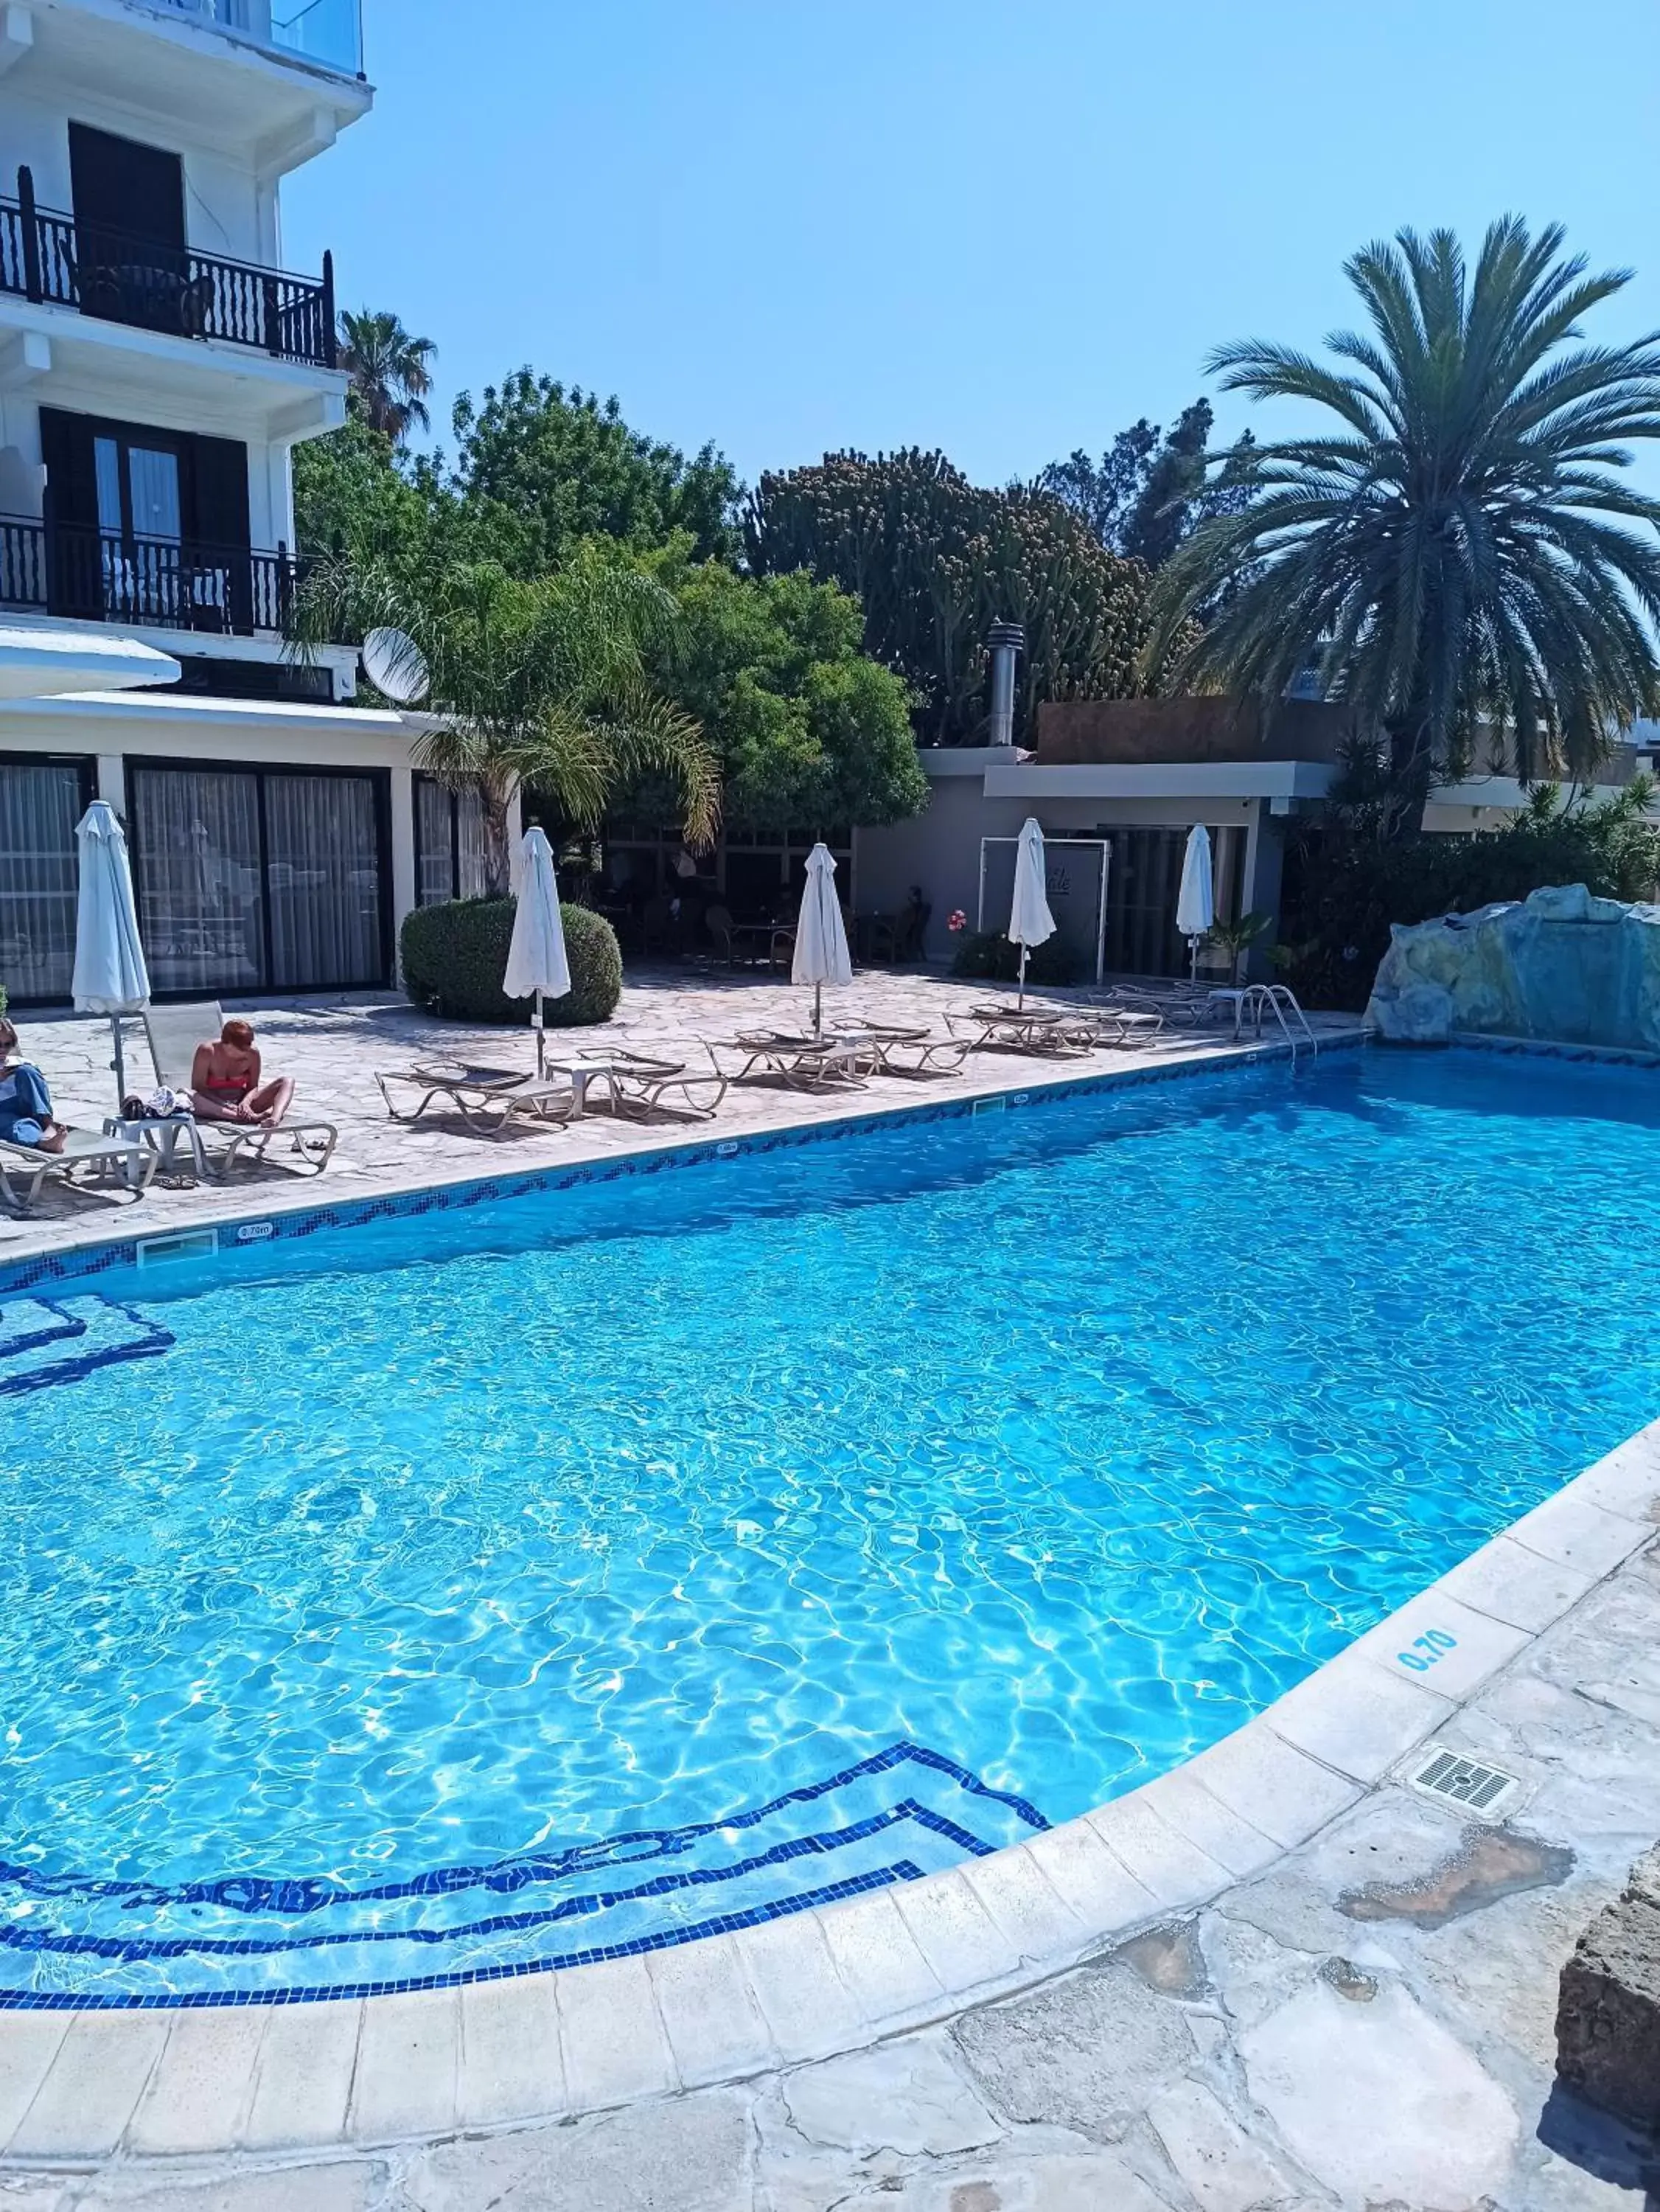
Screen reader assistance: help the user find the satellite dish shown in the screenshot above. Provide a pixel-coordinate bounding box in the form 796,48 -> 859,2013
361,627 -> 430,706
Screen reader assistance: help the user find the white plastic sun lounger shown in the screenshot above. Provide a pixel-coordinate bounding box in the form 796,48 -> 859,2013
0,1127 -> 153,1217
374,1060 -> 580,1136
144,1001 -> 338,1176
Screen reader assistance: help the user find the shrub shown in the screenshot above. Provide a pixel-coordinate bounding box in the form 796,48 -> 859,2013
1280,776 -> 1660,1009
949,929 -> 1083,986
400,897 -> 622,1026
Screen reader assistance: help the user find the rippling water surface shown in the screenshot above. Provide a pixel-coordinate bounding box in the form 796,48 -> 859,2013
5,1044 -> 1659,2000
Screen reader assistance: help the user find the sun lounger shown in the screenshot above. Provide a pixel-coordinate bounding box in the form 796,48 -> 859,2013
143,1001 -> 338,1176
724,1032 -> 869,1091
953,1004 -> 1094,1056
0,1127 -> 154,1217
374,1060 -> 579,1136
840,1022 -> 972,1078
544,1047 -> 729,1122
1060,1005 -> 1167,1048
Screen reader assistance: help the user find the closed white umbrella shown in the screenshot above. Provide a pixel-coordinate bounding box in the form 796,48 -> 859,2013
791,842 -> 853,1034
1175,824 -> 1215,982
72,800 -> 150,1105
504,827 -> 571,1077
1008,816 -> 1056,1008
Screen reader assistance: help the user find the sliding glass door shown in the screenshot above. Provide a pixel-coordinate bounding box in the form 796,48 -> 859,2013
0,757 -> 91,1003
130,761 -> 389,997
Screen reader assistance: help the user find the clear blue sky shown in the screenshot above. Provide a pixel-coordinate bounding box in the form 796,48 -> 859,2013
282,0 -> 1660,492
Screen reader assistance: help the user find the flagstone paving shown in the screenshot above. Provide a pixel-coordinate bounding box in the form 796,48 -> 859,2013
1,970 -> 1656,2207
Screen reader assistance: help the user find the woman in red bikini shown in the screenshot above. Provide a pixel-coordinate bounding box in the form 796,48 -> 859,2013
189,1018 -> 296,1129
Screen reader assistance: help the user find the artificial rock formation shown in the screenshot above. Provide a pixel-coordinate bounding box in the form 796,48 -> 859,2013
1366,883 -> 1660,1049
1555,1846 -> 1660,2129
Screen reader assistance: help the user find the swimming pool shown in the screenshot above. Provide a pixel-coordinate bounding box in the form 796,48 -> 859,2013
2,1043 -> 1656,2006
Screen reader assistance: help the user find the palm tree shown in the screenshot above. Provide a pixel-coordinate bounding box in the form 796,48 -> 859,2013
337,309 -> 437,445
1147,218 -> 1660,824
294,545 -> 719,897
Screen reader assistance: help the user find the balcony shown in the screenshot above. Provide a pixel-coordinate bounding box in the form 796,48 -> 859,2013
0,515 -> 310,639
137,0 -> 363,80
0,172 -> 336,369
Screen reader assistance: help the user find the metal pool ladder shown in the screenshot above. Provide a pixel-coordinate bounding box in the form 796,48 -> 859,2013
1247,984 -> 1319,1062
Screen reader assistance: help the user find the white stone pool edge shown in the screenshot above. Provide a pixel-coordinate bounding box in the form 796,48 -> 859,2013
0,1419 -> 1653,2168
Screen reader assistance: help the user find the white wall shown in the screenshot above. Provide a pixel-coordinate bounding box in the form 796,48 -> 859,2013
0,81 -> 272,262
855,765 -> 1269,963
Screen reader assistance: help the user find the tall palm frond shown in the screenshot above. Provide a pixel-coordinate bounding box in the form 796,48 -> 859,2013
1146,218 -> 1660,802
293,545 -> 719,894
337,309 -> 437,445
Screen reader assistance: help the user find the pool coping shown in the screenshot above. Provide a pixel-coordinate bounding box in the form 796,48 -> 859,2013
2,1027 -> 1659,2163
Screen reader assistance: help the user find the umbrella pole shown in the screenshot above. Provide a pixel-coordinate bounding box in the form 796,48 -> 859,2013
534,989 -> 545,1079
1017,945 -> 1027,1009
814,980 -> 822,1037
110,1016 -> 126,1107
1188,935 -> 1199,984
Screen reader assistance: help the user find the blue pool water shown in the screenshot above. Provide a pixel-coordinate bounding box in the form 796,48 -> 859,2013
3,1043 -> 1659,2006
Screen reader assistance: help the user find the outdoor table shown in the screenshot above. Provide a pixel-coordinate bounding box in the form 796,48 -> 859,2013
104,1113 -> 209,1180
1207,987 -> 1252,1038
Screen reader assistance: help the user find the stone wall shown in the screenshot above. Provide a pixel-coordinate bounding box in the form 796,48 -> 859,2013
1366,883 -> 1660,1048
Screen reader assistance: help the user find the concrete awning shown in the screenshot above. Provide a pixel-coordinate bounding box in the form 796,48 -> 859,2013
0,623 -> 180,700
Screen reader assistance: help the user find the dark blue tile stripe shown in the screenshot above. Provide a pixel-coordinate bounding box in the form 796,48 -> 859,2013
0,1296 -> 174,1399
0,1860 -> 927,2011
0,1800 -> 988,1965
0,1299 -> 84,1361
0,1741 -> 1045,1916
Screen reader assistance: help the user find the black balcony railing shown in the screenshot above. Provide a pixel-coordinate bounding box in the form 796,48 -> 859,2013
0,515 -> 311,636
0,169 -> 335,369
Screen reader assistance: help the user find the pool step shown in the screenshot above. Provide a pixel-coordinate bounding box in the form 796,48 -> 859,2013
0,1743 -> 1050,2005
0,1295 -> 174,1397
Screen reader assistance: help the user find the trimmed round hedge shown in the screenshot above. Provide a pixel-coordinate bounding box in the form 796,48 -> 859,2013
400,897 -> 622,1027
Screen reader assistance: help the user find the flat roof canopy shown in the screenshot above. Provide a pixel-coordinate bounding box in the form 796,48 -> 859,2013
0,624 -> 180,700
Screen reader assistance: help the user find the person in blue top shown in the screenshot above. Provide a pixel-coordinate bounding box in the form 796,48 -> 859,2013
0,1018 -> 66,1152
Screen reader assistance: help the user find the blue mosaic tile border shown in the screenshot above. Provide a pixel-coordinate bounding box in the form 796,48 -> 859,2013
0,1740 -> 1049,2011
1449,1029 -> 1660,1071
0,1861 -> 923,2012
0,1030 -> 1364,1307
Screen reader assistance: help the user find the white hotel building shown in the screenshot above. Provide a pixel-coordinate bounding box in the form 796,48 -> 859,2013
0,0 -> 477,1009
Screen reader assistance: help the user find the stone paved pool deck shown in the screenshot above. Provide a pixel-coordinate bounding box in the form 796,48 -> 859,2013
1,973 -> 1656,2209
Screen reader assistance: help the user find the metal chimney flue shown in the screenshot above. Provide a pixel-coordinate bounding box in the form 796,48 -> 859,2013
986,622 -> 1025,751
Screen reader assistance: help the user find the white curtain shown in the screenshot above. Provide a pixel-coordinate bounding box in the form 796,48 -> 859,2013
0,762 -> 83,1000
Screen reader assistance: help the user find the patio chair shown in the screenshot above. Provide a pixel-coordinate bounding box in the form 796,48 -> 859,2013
0,1127 -> 154,1217
373,1060 -> 580,1137
143,1001 -> 339,1176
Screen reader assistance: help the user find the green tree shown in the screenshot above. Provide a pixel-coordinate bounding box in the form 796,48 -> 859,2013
1148,218 -> 1660,826
744,449 -> 1167,746
644,550 -> 926,831
449,372 -> 740,571
292,416 -> 429,563
293,544 -> 719,896
1037,401 -> 1259,572
337,309 -> 437,445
